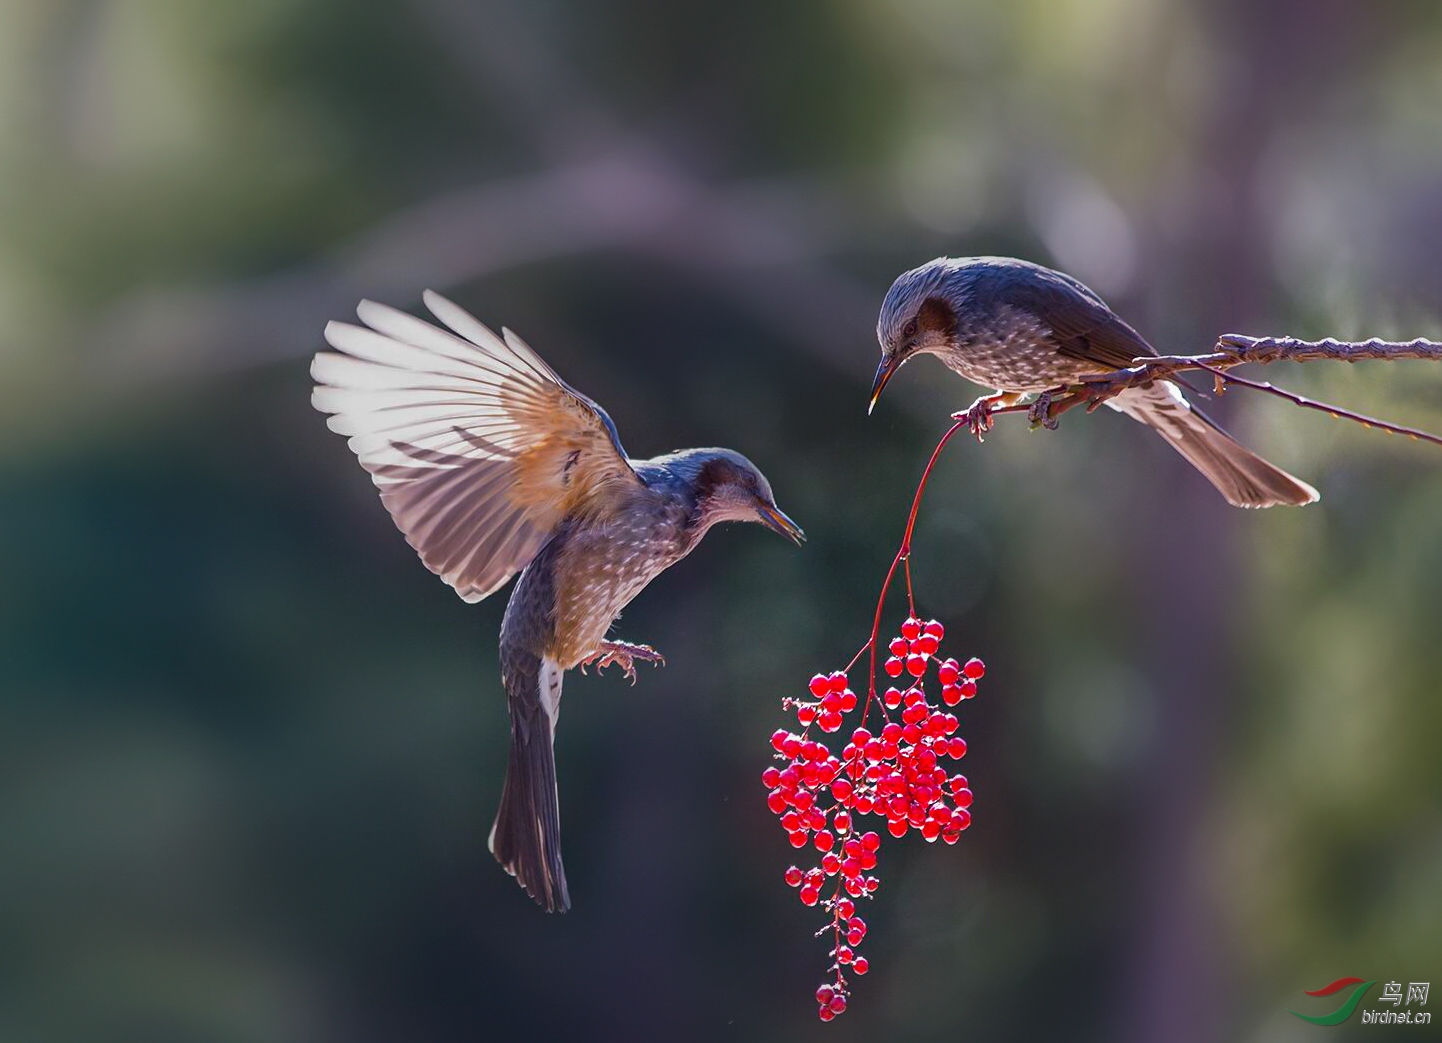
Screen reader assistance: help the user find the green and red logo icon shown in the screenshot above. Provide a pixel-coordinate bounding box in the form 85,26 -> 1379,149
1289,977 -> 1376,1025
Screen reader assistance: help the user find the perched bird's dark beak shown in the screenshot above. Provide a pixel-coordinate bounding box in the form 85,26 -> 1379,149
868,356 -> 898,415
757,502 -> 806,545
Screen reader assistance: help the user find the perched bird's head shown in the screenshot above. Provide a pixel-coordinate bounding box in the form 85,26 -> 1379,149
662,448 -> 805,544
870,257 -> 969,413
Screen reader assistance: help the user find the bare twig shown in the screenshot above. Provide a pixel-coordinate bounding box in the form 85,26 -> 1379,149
985,333 -> 1442,447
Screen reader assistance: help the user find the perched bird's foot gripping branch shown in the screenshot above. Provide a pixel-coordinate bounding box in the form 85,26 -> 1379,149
579,640 -> 666,684
950,391 -> 1023,442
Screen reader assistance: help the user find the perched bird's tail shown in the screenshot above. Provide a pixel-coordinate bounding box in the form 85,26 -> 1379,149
489,648 -> 571,912
1110,381 -> 1319,508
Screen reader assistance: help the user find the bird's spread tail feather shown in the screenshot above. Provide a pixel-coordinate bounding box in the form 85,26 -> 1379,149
1111,382 -> 1319,508
489,650 -> 570,912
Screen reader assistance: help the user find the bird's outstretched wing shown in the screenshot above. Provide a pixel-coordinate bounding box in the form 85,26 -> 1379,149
312,291 -> 640,603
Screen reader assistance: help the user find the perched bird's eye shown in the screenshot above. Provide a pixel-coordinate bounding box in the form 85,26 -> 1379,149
901,318 -> 918,339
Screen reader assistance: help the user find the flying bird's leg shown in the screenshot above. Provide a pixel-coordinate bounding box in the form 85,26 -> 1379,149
952,391 -> 1024,442
579,640 -> 666,684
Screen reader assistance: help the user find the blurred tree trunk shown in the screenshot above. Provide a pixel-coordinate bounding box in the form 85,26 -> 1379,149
1120,2 -> 1369,1040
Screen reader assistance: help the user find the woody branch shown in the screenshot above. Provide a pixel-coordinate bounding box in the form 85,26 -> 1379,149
991,334 -> 1442,447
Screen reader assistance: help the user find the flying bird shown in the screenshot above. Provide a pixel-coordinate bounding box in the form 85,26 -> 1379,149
870,256 -> 1318,508
312,292 -> 804,911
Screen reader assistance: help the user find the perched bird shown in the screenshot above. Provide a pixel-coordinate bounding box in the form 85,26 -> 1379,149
312,292 -> 804,911
870,256 -> 1319,508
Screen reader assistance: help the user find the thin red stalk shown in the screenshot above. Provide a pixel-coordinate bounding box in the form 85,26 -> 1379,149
859,418 -> 968,724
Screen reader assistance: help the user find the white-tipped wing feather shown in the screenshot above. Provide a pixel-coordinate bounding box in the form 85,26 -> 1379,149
312,291 -> 640,602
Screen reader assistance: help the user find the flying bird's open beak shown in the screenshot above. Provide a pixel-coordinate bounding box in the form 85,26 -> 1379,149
868,356 -> 898,415
758,502 -> 806,545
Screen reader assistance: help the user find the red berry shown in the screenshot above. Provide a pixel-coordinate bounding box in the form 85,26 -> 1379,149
767,790 -> 787,814
761,767 -> 781,788
923,619 -> 944,639
884,657 -> 904,678
847,928 -> 863,946
851,727 -> 872,745
814,830 -> 834,852
796,705 -> 817,725
836,898 -> 856,919
959,679 -> 977,699
839,690 -> 857,712
938,659 -> 960,685
785,865 -> 803,886
900,618 -> 922,641
789,830 -> 808,848
771,729 -> 790,752
951,808 -> 972,830
860,831 -> 880,852
818,1007 -> 835,1022
799,886 -> 819,906
831,778 -> 853,802
906,654 -> 927,677
816,985 -> 834,1005
829,993 -> 848,1014
883,686 -> 903,709
963,657 -> 986,679
954,787 -> 973,808
833,810 -> 852,834
916,633 -> 940,656
818,711 -> 843,733
821,852 -> 841,874
837,946 -> 854,964
888,636 -> 907,656
853,957 -> 870,975
809,674 -> 830,698
888,818 -> 908,837
941,684 -> 962,706
881,723 -> 902,743
947,737 -> 967,759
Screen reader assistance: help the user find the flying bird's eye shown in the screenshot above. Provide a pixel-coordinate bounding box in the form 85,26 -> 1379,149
902,318 -> 918,339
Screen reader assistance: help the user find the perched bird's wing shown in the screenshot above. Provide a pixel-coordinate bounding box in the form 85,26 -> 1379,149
985,263 -> 1158,371
312,291 -> 641,603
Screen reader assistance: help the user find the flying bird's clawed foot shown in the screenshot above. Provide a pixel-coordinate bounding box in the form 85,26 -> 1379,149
580,640 -> 666,684
952,392 -> 1022,442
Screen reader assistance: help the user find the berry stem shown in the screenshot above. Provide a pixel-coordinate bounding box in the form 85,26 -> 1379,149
860,418 -> 968,722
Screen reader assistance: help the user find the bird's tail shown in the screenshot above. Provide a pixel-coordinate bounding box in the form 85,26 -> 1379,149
1110,381 -> 1319,508
489,648 -> 571,912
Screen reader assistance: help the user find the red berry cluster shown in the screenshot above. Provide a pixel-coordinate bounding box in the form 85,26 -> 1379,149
764,617 -> 983,1020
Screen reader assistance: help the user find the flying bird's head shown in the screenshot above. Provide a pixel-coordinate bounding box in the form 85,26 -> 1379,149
667,448 -> 805,545
870,257 -> 969,413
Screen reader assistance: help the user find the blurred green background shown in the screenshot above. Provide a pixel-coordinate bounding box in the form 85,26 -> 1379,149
2,0 -> 1440,1040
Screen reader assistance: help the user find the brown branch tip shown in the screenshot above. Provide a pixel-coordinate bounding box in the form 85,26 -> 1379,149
988,334 -> 1442,449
